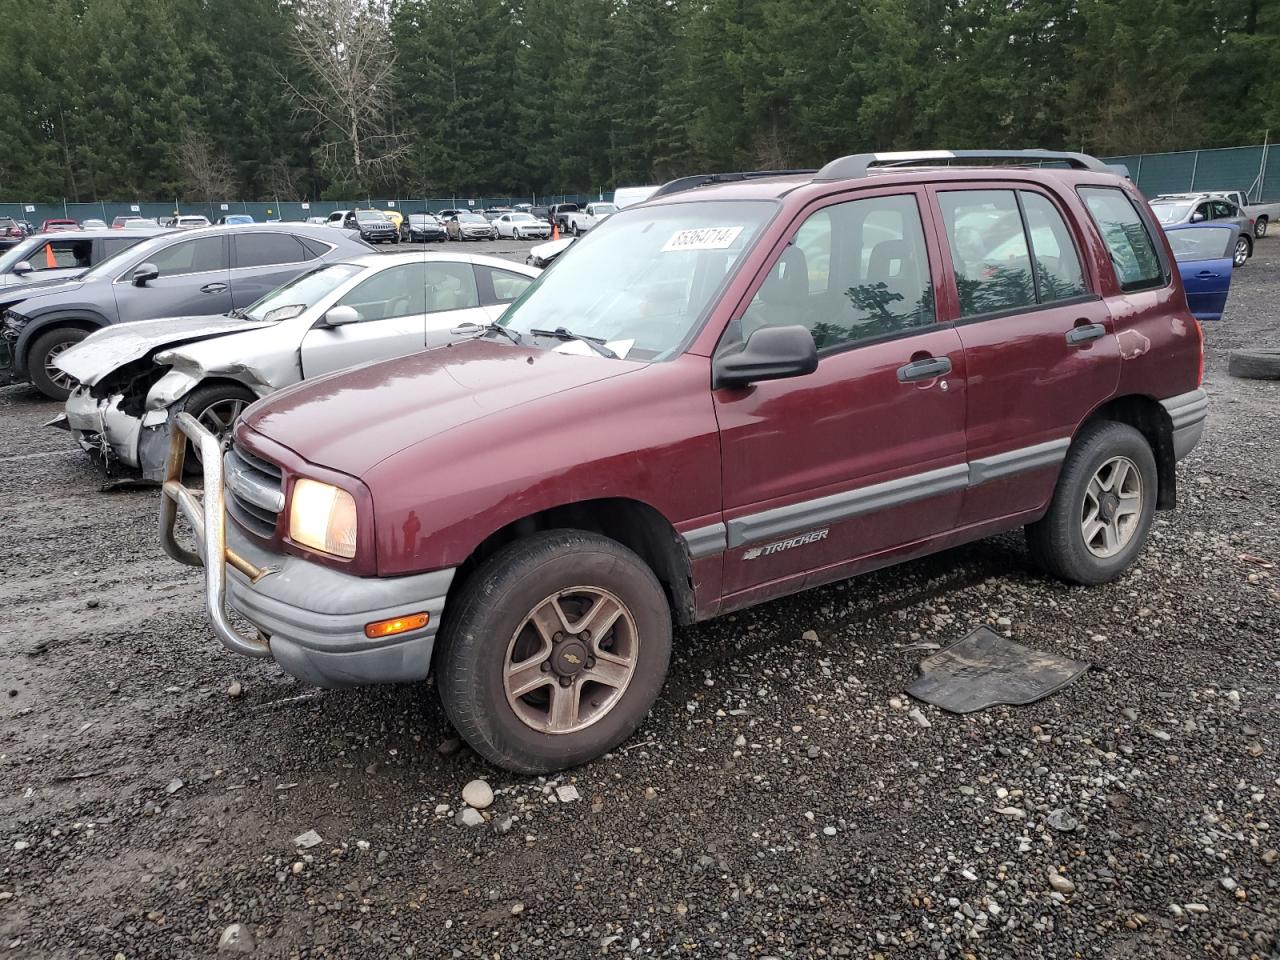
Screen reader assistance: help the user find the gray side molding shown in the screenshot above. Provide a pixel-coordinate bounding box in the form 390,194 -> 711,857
1160,389 -> 1208,430
682,522 -> 727,560
726,463 -> 970,548
968,438 -> 1070,486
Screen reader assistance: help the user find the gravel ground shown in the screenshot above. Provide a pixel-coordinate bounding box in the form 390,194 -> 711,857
0,240 -> 1277,960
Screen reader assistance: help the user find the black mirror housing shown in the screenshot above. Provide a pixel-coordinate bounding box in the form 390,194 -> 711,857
713,324 -> 818,389
133,262 -> 160,286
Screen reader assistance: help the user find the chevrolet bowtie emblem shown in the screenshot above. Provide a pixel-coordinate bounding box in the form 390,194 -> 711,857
563,653 -> 582,664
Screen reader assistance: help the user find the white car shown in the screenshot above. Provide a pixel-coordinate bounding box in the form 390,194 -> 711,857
495,212 -> 552,241
166,215 -> 212,230
55,252 -> 540,479
564,202 -> 618,236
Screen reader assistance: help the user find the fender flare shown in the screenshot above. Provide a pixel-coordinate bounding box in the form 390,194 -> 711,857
12,310 -> 110,378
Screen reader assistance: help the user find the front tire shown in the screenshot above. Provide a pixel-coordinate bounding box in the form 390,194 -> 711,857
28,326 -> 89,400
181,382 -> 258,466
436,530 -> 672,774
1254,217 -> 1268,239
1026,421 -> 1157,585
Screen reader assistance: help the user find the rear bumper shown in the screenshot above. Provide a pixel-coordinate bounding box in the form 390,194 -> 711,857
1161,388 -> 1208,461
159,413 -> 455,688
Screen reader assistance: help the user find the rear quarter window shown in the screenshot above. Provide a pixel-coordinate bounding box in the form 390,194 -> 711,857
1078,187 -> 1165,292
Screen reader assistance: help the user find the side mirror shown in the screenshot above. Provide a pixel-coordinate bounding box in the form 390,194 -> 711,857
323,305 -> 360,327
1190,212 -> 1206,223
713,324 -> 817,389
12,261 -> 33,275
133,262 -> 159,286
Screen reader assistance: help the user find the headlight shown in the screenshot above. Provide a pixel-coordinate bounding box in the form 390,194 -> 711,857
289,478 -> 358,559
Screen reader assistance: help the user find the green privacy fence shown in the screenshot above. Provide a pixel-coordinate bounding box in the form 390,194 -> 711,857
0,195 -> 596,229
1102,143 -> 1278,201
2,143 -> 1276,225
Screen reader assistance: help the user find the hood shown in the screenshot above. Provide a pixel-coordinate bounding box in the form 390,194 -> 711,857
4,276 -> 90,309
56,315 -> 274,385
0,270 -> 86,292
241,338 -> 640,477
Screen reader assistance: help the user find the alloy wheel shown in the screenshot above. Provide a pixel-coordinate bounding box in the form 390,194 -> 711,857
1234,237 -> 1250,267
43,341 -> 78,392
1080,455 -> 1142,558
193,397 -> 249,461
503,586 -> 639,734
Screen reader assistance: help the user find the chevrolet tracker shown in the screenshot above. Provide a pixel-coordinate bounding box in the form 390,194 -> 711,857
161,150 -> 1208,774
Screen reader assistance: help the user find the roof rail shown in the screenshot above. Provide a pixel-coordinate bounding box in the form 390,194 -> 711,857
649,169 -> 817,200
813,149 -> 1110,182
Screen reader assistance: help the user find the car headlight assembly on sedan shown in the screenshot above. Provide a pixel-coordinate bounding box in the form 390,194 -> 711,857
289,478 -> 358,559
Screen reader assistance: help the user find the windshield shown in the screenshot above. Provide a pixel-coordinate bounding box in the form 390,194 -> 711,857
1166,226 -> 1234,261
510,213 -> 536,222
499,200 -> 775,361
244,263 -> 364,321
355,211 -> 384,222
460,213 -> 485,223
1151,202 -> 1192,225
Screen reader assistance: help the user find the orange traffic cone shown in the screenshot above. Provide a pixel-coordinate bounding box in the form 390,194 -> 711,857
552,221 -> 559,240
44,243 -> 56,269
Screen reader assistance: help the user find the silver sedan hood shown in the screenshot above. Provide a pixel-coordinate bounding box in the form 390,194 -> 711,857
57,315 -> 273,386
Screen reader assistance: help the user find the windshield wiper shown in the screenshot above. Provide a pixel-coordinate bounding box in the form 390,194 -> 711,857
452,321 -> 523,345
530,326 -> 618,359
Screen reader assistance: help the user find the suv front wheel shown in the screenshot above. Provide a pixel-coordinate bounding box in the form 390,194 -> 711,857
1026,421 -> 1158,585
29,326 -> 89,400
436,530 -> 672,774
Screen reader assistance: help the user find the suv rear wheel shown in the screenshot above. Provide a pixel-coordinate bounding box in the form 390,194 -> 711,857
1026,421 -> 1157,585
29,326 -> 89,400
436,530 -> 672,774
1234,235 -> 1251,267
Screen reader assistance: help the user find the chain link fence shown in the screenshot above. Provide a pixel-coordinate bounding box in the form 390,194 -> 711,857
2,143 -> 1276,225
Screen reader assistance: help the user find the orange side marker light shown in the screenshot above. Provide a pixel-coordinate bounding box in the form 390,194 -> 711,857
364,612 -> 429,640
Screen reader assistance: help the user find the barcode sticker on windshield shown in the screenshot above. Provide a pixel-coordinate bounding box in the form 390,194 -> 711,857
662,226 -> 744,252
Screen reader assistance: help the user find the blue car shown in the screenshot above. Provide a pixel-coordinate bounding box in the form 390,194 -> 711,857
1164,222 -> 1238,322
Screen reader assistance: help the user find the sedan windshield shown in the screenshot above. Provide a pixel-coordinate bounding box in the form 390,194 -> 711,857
244,263 -> 363,321
510,213 -> 537,223
499,199 -> 775,361
1151,202 -> 1193,225
459,214 -> 486,223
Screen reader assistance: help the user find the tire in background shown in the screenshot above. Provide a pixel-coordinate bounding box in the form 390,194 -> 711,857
28,326 -> 89,400
1228,348 -> 1280,380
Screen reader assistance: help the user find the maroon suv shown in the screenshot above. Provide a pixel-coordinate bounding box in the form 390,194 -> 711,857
162,149 -> 1207,774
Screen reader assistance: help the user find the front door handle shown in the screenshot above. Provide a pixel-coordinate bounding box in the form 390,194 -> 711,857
200,282 -> 228,294
1196,270 -> 1219,279
897,356 -> 952,383
1065,323 -> 1106,346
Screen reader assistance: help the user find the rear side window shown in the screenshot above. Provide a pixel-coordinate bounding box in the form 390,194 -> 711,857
939,190 -> 1036,317
1019,193 -> 1089,302
234,232 -> 306,268
1079,187 -> 1164,291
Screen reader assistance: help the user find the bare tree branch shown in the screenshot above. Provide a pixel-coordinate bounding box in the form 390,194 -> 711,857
176,131 -> 237,202
283,0 -> 408,188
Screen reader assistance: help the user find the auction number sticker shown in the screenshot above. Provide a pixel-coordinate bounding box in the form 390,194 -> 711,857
662,226 -> 743,252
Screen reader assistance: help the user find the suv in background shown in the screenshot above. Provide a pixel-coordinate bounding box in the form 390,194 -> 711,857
1151,193 -> 1254,266
1,224 -> 371,399
549,202 -> 579,231
162,150 -> 1206,775
326,209 -> 398,244
0,227 -> 166,294
40,219 -> 80,233
0,217 -> 25,249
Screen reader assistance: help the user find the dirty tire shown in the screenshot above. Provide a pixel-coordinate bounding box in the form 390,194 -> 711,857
28,326 -> 89,400
1026,421 -> 1158,585
435,530 -> 672,775
1228,348 -> 1280,380
1255,217 -> 1268,239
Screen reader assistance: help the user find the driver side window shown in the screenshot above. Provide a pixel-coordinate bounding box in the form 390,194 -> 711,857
338,263 -> 428,321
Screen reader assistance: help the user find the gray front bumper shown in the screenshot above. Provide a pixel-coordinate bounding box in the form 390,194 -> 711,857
225,522 -> 454,688
1161,388 -> 1208,461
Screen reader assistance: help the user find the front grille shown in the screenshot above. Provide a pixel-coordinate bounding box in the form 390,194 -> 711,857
224,440 -> 283,539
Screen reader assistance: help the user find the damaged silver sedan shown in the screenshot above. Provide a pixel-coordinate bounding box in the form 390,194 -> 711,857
52,251 -> 540,479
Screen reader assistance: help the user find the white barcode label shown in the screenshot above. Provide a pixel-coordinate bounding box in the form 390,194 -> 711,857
661,226 -> 744,252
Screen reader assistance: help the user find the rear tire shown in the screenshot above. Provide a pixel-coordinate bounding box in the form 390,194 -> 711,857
28,326 -> 89,400
1234,235 -> 1251,267
436,530 -> 672,774
1025,421 -> 1157,585
1255,217 -> 1268,239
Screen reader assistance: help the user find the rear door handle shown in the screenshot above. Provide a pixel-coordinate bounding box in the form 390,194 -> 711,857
897,356 -> 952,383
1065,323 -> 1106,346
201,282 -> 228,294
1196,270 -> 1218,279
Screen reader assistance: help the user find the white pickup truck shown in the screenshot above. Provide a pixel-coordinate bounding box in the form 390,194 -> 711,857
1206,190 -> 1280,238
564,202 -> 618,236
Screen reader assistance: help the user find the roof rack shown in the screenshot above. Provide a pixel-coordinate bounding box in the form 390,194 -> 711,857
649,169 -> 817,200
812,149 -> 1110,182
